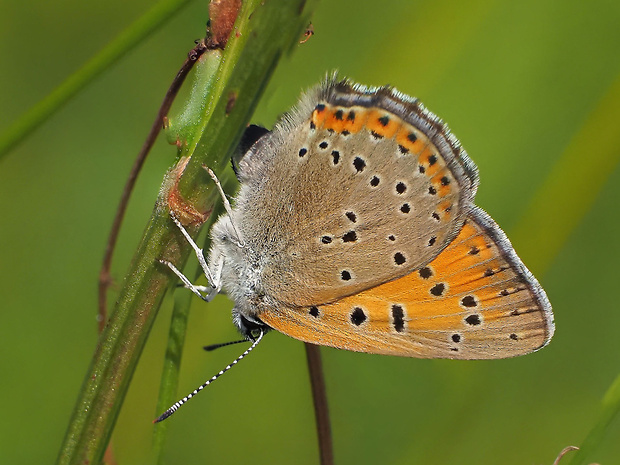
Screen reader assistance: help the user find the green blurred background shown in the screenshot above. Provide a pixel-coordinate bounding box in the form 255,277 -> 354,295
1,0 -> 619,463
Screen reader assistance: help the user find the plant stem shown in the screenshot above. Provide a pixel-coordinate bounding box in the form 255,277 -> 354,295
56,1 -> 318,464
567,373 -> 620,465
305,343 -> 334,465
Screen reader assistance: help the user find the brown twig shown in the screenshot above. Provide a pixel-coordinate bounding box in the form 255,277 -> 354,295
553,446 -> 600,465
299,22 -> 314,44
304,343 -> 334,465
97,41 -> 207,332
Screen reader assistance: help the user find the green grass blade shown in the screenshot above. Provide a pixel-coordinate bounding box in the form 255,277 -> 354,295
0,0 -> 193,160
150,283 -> 193,462
150,48 -> 224,462
567,373 -> 620,465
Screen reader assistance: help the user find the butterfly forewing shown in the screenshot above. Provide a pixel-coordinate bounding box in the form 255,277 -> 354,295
235,80 -> 479,307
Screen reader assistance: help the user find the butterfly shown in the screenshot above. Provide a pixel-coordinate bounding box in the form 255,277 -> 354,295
157,77 -> 554,420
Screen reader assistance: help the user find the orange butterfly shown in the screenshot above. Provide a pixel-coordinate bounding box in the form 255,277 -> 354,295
157,77 -> 554,420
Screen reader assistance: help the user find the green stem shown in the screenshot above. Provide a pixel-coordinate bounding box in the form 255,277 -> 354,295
0,0 -> 194,160
567,373 -> 620,465
151,283 -> 193,463
151,199 -> 229,464
56,1 -> 317,464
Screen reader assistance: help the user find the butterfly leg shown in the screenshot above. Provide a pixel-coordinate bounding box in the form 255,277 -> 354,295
202,165 -> 244,248
161,211 -> 223,302
160,259 -> 220,301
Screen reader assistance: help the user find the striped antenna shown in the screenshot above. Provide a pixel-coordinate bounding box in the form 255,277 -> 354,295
203,338 -> 249,352
154,330 -> 264,423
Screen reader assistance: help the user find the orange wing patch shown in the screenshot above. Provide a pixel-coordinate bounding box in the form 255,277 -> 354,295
259,206 -> 554,360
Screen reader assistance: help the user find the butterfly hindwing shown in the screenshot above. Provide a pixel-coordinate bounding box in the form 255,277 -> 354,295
258,206 -> 554,360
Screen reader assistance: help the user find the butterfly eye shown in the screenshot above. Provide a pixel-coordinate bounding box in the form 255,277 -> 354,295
238,314 -> 266,337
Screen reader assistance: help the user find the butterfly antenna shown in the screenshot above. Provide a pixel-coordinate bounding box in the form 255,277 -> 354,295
203,339 -> 249,351
154,329 -> 264,423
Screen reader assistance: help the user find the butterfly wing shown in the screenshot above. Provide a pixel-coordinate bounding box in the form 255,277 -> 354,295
235,78 -> 479,307
258,206 -> 554,360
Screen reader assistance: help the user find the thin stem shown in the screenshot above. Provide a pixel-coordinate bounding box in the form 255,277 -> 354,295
567,373 -> 620,465
305,343 -> 334,465
98,41 -> 207,332
0,0 -> 194,160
